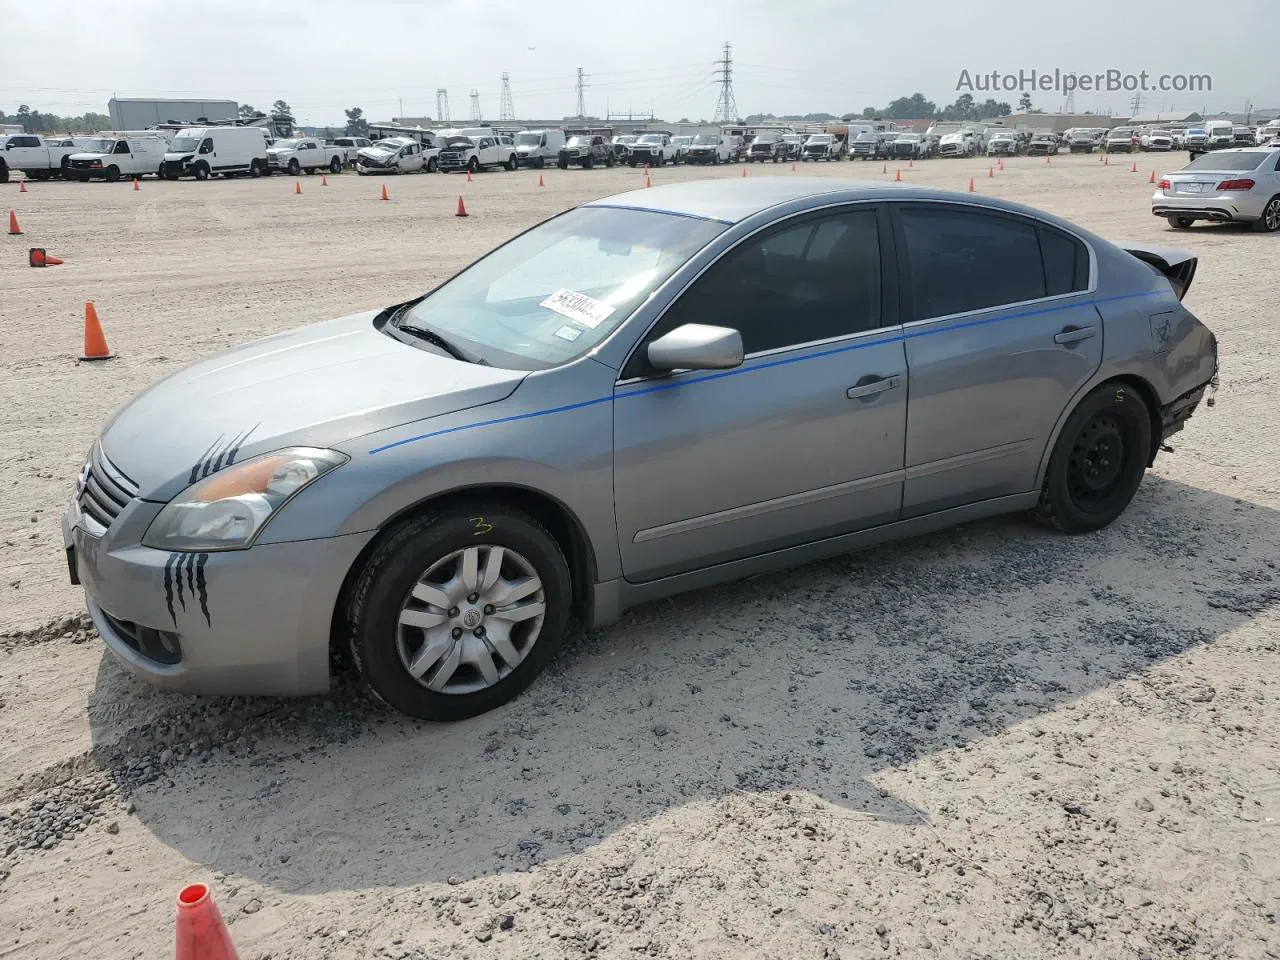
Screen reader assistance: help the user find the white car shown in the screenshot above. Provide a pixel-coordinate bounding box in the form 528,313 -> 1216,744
1142,129 -> 1174,151
800,134 -> 841,161
437,135 -> 516,174
1152,146 -> 1280,232
683,134 -> 732,165
937,131 -> 979,157
65,135 -> 168,182
670,136 -> 694,163
356,137 -> 437,175
266,138 -> 344,176
0,133 -> 83,181
627,133 -> 678,167
332,137 -> 372,167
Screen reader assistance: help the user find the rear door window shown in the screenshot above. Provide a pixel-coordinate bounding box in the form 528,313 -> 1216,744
898,205 -> 1047,320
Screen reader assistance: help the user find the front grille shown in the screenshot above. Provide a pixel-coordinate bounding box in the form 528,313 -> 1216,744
102,609 -> 182,665
78,443 -> 138,535
70,159 -> 99,170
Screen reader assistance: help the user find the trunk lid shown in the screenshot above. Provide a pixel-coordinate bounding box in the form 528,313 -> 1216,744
1120,243 -> 1198,300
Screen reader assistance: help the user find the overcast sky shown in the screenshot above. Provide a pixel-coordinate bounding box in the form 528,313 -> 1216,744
4,0 -> 1276,125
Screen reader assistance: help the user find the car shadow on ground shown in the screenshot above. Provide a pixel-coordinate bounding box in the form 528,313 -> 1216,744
87,474 -> 1279,894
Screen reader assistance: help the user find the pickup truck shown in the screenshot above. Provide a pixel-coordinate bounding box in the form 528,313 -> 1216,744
355,137 -> 438,174
0,133 -> 84,182
801,133 -> 842,161
265,137 -> 344,176
557,134 -> 614,169
331,136 -> 372,167
437,135 -> 516,173
626,133 -> 678,167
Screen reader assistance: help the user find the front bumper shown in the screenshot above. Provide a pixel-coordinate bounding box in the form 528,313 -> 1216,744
63,498 -> 374,696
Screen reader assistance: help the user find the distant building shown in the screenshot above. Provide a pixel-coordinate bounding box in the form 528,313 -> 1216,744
1127,111 -> 1203,126
107,98 -> 238,130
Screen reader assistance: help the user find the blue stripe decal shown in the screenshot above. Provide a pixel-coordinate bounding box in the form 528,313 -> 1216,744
369,288 -> 1172,455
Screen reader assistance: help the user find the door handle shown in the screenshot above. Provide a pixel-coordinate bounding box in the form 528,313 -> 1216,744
846,375 -> 901,400
1054,325 -> 1097,345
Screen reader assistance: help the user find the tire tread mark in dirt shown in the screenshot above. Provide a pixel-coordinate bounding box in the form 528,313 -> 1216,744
194,554 -> 211,626
163,554 -> 178,626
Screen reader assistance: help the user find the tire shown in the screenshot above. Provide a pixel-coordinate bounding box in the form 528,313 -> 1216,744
605,153 -> 614,168
193,162 -> 209,181
558,160 -> 568,170
305,167 -> 315,175
0,163 -> 10,184
582,156 -> 593,170
249,160 -> 262,178
346,504 -> 572,721
427,157 -> 437,173
506,154 -> 517,171
1167,215 -> 1194,229
712,154 -> 720,165
105,165 -> 121,183
537,156 -> 546,169
1251,195 -> 1280,233
329,157 -> 342,174
1035,382 -> 1152,534
287,158 -> 300,175
467,156 -> 479,174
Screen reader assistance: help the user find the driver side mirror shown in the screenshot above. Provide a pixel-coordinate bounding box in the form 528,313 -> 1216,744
647,324 -> 743,372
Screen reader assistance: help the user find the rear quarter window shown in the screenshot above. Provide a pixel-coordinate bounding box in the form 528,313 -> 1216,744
1038,227 -> 1090,296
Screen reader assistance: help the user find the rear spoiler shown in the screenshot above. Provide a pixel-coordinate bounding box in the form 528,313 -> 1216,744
1120,243 -> 1198,301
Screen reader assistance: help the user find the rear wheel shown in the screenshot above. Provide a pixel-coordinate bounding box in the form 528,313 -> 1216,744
505,154 -> 517,171
329,156 -> 342,174
0,163 -> 9,184
582,156 -> 593,170
1251,196 -> 1280,232
1035,382 -> 1152,534
249,160 -> 262,178
346,504 -> 572,721
427,157 -> 437,173
1167,215 -> 1194,229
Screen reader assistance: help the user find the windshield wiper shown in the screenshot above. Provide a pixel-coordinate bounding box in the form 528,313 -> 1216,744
389,306 -> 486,364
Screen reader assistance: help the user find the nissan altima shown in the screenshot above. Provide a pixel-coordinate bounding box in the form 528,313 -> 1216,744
65,179 -> 1218,720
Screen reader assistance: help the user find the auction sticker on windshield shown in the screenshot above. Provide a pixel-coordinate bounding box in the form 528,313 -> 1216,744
540,288 -> 615,329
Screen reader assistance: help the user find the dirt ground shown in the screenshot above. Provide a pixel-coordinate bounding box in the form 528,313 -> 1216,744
1,153 -> 1277,960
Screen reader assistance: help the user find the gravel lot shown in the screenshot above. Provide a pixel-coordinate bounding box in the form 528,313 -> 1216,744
1,154 -> 1277,959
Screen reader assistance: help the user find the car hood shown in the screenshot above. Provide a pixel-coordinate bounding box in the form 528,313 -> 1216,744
100,311 -> 525,500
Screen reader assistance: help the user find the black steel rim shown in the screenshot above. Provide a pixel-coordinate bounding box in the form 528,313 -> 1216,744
1066,413 -> 1129,512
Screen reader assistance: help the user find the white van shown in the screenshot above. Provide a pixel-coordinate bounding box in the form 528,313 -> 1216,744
161,126 -> 270,180
512,129 -> 566,168
65,135 -> 168,181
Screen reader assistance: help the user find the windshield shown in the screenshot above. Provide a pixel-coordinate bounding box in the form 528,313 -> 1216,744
692,135 -> 720,144
399,207 -> 726,370
445,136 -> 475,147
638,135 -> 664,144
79,138 -> 115,153
565,137 -> 586,148
1183,151 -> 1269,171
272,139 -> 301,149
1109,129 -> 1132,138
673,137 -> 692,144
515,132 -> 541,145
897,134 -> 920,141
169,136 -> 200,152
1150,130 -> 1171,137
806,135 -> 831,143
1187,129 -> 1206,135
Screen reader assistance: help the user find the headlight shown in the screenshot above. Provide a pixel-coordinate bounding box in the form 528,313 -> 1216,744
143,447 -> 347,552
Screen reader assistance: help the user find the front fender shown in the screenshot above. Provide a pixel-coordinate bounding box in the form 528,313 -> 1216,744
257,358 -> 623,583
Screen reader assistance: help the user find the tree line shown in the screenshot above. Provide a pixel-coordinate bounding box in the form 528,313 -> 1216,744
747,92 -> 1028,127
1,105 -> 111,134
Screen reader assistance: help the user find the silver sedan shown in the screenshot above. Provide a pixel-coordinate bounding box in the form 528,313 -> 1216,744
65,179 -> 1219,720
1152,147 -> 1280,231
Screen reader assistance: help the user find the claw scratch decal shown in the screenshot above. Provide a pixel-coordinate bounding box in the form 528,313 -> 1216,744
194,554 -> 211,626
187,423 -> 261,484
163,554 -> 178,626
163,553 -> 213,628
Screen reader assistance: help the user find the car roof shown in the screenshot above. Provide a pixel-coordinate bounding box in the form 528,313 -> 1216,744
586,177 -> 1080,226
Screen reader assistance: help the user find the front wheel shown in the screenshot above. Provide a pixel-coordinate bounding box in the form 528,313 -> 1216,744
582,156 -> 594,170
557,160 -> 569,170
193,162 -> 209,181
467,156 -> 479,174
105,165 -> 121,183
287,158 -> 300,175
329,157 -> 342,174
346,505 -> 572,721
1035,382 -> 1152,534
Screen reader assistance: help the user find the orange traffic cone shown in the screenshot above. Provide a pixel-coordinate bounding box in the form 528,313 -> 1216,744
81,302 -> 113,360
1149,170 -> 1156,184
175,883 -> 240,960
643,164 -> 649,176
8,210 -> 21,235
1104,155 -> 1109,166
294,180 -> 302,195
988,166 -> 994,178
133,177 -> 140,190
321,174 -> 328,186
894,169 -> 902,182
741,166 -> 747,177
791,161 -> 796,171
465,169 -> 473,183
908,158 -> 914,168
29,248 -> 63,267
1131,161 -> 1138,173
455,196 -> 468,217
380,184 -> 389,201
967,177 -> 976,192
538,174 -> 545,187
1046,154 -> 1051,164
999,158 -> 1005,170
644,174 -> 653,188
19,180 -> 28,193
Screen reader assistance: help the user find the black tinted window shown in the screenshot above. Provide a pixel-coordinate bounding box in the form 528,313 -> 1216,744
900,206 -> 1045,319
114,141 -> 131,154
1038,227 -> 1089,296
661,209 -> 883,355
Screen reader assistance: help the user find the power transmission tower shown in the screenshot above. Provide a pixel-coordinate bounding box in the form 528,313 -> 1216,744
1063,88 -> 1075,115
1129,92 -> 1144,118
436,88 -> 450,123
712,42 -> 738,124
575,67 -> 588,119
499,73 -> 516,122
470,89 -> 482,122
